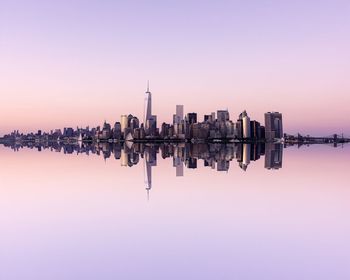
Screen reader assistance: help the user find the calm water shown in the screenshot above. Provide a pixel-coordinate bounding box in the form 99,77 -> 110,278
0,143 -> 349,280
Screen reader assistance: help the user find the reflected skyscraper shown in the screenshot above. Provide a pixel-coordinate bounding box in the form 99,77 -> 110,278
120,148 -> 128,166
143,145 -> 157,198
144,157 -> 152,198
265,143 -> 283,170
240,143 -> 251,171
173,157 -> 184,177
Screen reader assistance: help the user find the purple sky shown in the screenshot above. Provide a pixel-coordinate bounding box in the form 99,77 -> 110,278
1,0 -> 349,135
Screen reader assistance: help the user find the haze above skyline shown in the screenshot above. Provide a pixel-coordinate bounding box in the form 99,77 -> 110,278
1,0 -> 349,136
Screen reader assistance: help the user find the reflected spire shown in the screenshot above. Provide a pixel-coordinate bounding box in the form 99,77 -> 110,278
144,154 -> 152,197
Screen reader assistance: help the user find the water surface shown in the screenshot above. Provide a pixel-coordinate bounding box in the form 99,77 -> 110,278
0,143 -> 349,280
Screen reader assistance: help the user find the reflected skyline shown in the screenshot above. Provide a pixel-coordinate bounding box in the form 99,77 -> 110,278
3,140 -> 340,198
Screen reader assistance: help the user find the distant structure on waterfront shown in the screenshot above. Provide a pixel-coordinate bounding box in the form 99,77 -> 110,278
0,85 -> 348,146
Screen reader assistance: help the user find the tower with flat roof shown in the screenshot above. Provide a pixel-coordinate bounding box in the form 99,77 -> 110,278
265,112 -> 283,141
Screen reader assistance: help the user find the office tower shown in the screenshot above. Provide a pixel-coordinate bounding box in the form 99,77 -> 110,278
172,114 -> 177,125
242,111 -> 251,139
187,113 -> 197,124
127,114 -> 133,127
264,112 -> 283,141
120,115 -> 128,132
144,82 -> 152,128
129,116 -> 140,130
260,126 -> 266,140
176,105 -> 184,119
235,120 -> 243,139
101,121 -> 112,139
147,115 -> 157,136
238,110 -> 251,139
250,121 -> 261,139
173,105 -> 184,137
265,143 -> 283,169
174,105 -> 184,124
226,121 -> 234,138
219,121 -> 227,137
160,122 -> 169,138
217,110 -> 230,122
133,128 -> 141,139
64,127 -> 74,138
113,122 -> 122,139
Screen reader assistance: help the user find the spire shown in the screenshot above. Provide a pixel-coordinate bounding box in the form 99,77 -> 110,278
147,80 -> 150,92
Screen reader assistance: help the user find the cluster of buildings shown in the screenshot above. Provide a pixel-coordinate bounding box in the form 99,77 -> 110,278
1,86 -> 283,143
130,85 -> 283,141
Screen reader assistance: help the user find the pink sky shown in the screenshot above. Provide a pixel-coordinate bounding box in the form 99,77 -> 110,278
1,0 -> 349,136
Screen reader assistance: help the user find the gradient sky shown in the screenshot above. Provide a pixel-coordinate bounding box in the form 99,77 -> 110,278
1,0 -> 349,136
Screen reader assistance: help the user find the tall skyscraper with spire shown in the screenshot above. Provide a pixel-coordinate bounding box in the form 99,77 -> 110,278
144,81 -> 152,129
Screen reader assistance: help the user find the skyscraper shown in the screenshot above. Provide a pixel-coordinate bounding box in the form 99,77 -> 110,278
217,110 -> 230,122
175,105 -> 184,124
239,110 -> 251,139
144,81 -> 152,129
264,112 -> 283,141
187,113 -> 197,124
120,115 -> 128,132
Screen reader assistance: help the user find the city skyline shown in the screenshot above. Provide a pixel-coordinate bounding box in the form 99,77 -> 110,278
2,85 -> 349,143
0,85 -> 288,143
1,82 -> 349,137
